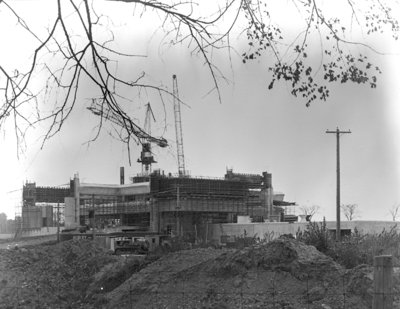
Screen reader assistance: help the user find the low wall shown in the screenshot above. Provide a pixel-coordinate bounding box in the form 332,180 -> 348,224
211,221 -> 399,243
0,233 -> 14,240
21,227 -> 65,237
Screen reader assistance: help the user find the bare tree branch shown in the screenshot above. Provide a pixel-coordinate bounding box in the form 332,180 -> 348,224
389,203 -> 400,222
0,0 -> 398,159
299,205 -> 320,220
341,203 -> 359,221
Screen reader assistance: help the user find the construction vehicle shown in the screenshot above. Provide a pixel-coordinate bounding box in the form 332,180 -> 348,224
113,236 -> 149,255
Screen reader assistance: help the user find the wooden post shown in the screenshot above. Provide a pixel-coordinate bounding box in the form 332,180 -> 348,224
205,222 -> 208,244
176,185 -> 180,237
373,255 -> 393,309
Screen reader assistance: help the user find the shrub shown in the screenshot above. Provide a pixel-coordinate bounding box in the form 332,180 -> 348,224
357,226 -> 400,265
327,234 -> 367,268
298,222 -> 400,269
297,217 -> 331,253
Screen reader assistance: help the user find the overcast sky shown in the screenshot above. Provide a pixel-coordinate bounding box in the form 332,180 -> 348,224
1,1 -> 399,221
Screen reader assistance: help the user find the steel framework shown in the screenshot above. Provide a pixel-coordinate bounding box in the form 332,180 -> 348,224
172,75 -> 186,176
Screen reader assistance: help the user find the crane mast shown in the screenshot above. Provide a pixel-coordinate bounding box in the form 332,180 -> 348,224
172,74 -> 186,176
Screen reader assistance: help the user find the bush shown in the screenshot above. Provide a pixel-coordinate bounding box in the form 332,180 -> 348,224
298,222 -> 400,269
327,231 -> 367,268
356,226 -> 400,265
297,218 -> 331,253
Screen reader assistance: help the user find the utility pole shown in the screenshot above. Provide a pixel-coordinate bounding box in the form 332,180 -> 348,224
326,127 -> 351,241
57,202 -> 60,243
91,194 -> 95,240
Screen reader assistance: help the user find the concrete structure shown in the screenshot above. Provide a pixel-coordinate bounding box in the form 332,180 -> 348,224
16,181 -> 66,236
20,171 -> 400,245
210,221 -> 400,244
21,206 -> 42,229
23,169 -> 296,241
0,227 -> 65,240
0,233 -> 14,240
76,170 -> 294,240
21,226 -> 64,237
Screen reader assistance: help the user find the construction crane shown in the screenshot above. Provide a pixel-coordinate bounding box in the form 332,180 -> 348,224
87,99 -> 168,148
137,103 -> 157,174
172,74 -> 186,176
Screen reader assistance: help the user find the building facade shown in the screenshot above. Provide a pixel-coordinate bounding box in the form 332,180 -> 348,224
23,169 -> 295,240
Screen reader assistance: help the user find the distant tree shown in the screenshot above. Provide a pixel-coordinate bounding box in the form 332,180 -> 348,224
0,213 -> 8,233
299,205 -> 320,220
341,203 -> 359,221
389,203 -> 400,221
0,0 -> 398,156
7,219 -> 16,234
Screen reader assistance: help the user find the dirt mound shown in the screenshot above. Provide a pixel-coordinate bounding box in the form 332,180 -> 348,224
103,239 -> 373,309
105,248 -> 228,308
210,238 -> 343,281
0,239 -> 116,308
0,238 -> 381,308
345,264 -> 374,304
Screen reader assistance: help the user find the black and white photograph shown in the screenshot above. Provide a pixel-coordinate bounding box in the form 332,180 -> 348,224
0,0 -> 399,308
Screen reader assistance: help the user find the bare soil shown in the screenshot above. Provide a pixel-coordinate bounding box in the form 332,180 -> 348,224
104,239 -> 374,309
0,237 -> 396,308
0,239 -> 115,308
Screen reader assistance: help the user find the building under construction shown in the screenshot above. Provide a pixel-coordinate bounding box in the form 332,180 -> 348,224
20,75 -> 296,239
18,182 -> 68,231
21,169 -> 295,241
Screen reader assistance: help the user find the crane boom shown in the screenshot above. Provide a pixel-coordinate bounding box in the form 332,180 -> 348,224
143,102 -> 156,137
88,99 -> 168,148
172,74 -> 186,176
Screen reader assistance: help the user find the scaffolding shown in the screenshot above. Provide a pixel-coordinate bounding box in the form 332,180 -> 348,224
23,182 -> 71,206
79,194 -> 151,229
77,172 -> 270,236
19,170 -> 296,239
15,182 -> 69,236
